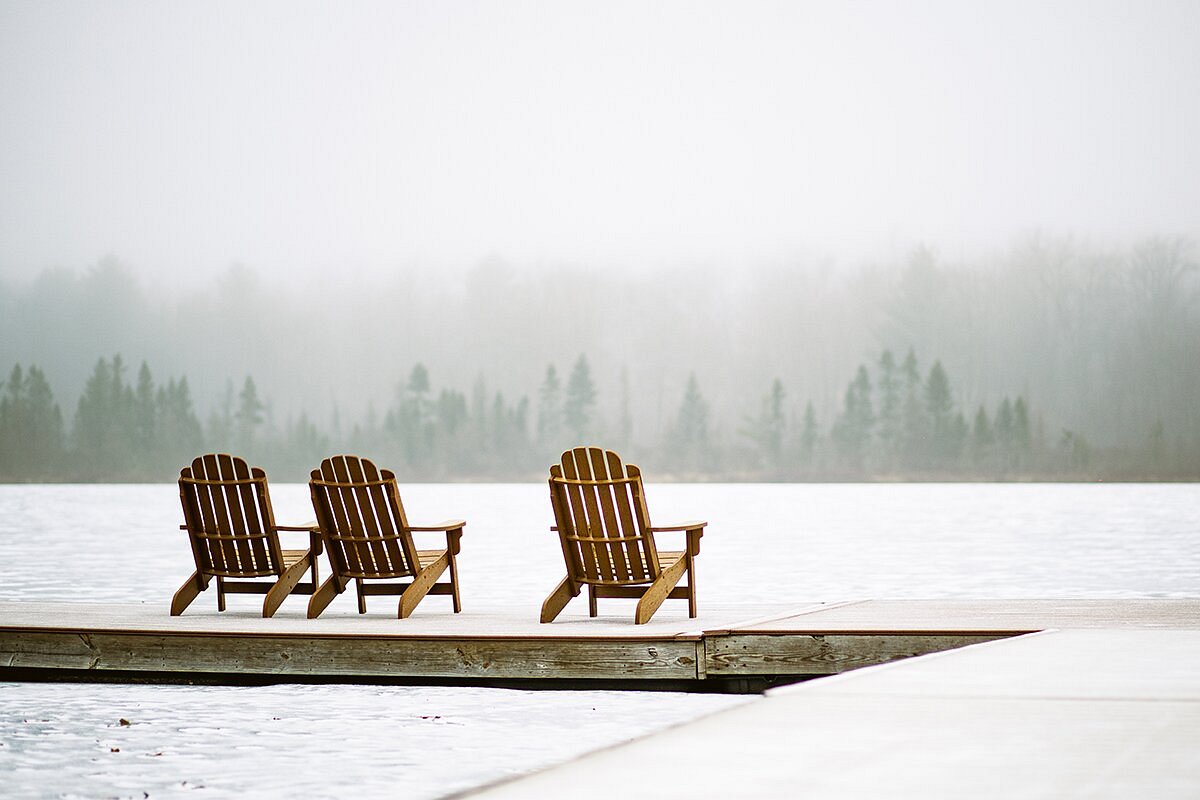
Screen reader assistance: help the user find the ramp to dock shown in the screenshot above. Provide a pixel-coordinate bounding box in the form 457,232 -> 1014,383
457,601 -> 1200,799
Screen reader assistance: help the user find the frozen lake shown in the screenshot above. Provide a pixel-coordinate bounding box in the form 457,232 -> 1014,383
1,482 -> 1197,797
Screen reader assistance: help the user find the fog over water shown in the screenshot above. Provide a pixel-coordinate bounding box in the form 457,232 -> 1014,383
0,1 -> 1197,478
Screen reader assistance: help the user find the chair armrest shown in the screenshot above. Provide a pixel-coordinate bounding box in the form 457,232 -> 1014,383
648,521 -> 706,557
647,521 -> 707,532
274,522 -> 323,555
408,520 -> 465,556
407,519 -> 466,532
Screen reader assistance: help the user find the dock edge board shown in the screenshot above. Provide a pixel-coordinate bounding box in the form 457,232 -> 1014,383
0,629 -> 704,681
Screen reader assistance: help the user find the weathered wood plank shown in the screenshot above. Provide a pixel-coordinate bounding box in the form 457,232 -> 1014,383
706,633 -> 1006,676
0,629 -> 703,680
3,600 -> 1195,686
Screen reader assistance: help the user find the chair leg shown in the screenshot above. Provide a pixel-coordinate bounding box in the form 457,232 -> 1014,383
635,555 -> 689,624
307,575 -> 347,619
356,578 -> 367,614
216,577 -> 226,612
264,554 -> 313,618
447,548 -> 462,613
170,571 -> 210,616
686,552 -> 698,618
399,552 -> 450,619
540,576 -> 578,623
588,585 -> 598,617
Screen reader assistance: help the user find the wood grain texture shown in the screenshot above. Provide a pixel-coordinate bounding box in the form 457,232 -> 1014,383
0,629 -> 701,680
705,633 -> 1006,675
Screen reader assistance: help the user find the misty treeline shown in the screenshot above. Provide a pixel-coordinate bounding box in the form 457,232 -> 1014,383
0,233 -> 1197,481
0,350 -> 1089,482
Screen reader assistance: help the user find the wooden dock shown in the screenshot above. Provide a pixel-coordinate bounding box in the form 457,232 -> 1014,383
456,599 -> 1200,799
5,598 -> 1198,796
3,598 -> 1194,691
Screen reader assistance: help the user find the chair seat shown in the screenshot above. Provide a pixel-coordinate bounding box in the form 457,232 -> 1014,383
416,549 -> 449,568
281,549 -> 311,569
577,550 -> 688,586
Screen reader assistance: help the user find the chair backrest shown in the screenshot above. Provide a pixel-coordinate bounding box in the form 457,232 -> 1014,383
178,453 -> 285,578
549,446 -> 661,586
308,455 -> 420,580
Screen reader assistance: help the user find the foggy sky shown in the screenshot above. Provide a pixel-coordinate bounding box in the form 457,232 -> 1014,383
1,0 -> 1198,281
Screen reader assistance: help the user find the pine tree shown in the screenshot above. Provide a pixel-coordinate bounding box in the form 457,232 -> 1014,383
741,378 -> 785,468
206,380 -> 235,449
390,364 -> 435,467
670,373 -> 709,471
73,356 -> 130,476
899,349 -> 927,468
971,405 -> 994,468
876,350 -> 901,463
157,376 -> 203,468
833,365 -> 874,468
285,412 -> 328,474
564,355 -> 596,443
491,392 -> 512,454
437,389 -> 468,437
133,362 -> 156,457
235,376 -> 265,452
0,364 -> 64,479
23,366 -> 65,478
0,365 -> 25,477
1012,396 -> 1032,459
799,400 -> 819,466
994,397 -> 1015,470
536,365 -> 563,446
924,361 -> 957,465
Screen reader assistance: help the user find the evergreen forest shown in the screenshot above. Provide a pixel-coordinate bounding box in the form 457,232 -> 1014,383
1,234 -> 1197,481
0,348 -> 1188,482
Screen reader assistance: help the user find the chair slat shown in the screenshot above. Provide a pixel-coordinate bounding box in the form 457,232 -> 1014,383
368,460 -> 415,575
189,459 -> 222,573
629,463 -> 661,575
240,462 -> 275,572
178,468 -> 213,573
607,449 -> 648,581
589,447 -> 632,582
321,457 -> 364,576
201,454 -> 237,573
569,447 -> 616,580
560,450 -> 602,581
347,455 -> 392,575
221,454 -> 257,573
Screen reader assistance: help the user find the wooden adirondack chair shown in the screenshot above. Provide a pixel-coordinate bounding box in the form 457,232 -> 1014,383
173,453 -> 321,617
307,455 -> 464,618
542,446 -> 706,624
